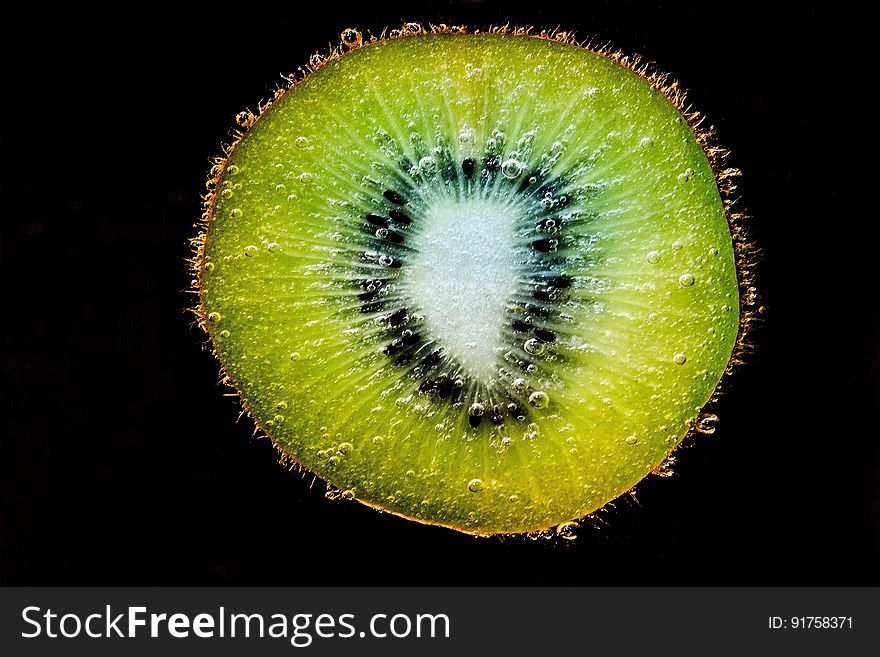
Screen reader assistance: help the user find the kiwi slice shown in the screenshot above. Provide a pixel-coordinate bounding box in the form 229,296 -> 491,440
194,25 -> 749,536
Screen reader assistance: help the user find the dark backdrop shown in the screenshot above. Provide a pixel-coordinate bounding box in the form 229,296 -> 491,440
2,1 -> 878,585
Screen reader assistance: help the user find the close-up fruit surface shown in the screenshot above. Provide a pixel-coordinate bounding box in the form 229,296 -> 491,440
197,27 -> 742,534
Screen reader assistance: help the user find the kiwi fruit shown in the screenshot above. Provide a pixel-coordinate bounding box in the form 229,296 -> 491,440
192,23 -> 752,536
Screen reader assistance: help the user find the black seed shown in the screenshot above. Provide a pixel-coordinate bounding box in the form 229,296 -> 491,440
386,307 -> 407,327
437,376 -> 453,398
361,302 -> 383,313
533,287 -> 554,302
384,189 -> 406,205
484,154 -> 499,171
421,349 -> 444,368
524,303 -> 550,318
419,379 -> 436,393
534,328 -> 557,343
507,403 -> 526,421
389,209 -> 412,226
532,239 -> 554,253
365,214 -> 389,228
462,158 -> 475,178
511,319 -> 531,332
547,274 -> 573,289
401,331 -> 419,345
394,352 -> 413,366
383,230 -> 405,244
386,258 -> 403,269
490,406 -> 504,425
358,289 -> 379,301
469,414 -> 483,429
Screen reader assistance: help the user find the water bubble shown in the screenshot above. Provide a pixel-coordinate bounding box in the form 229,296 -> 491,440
207,312 -> 221,322
679,272 -> 695,287
458,127 -> 475,143
244,245 -> 258,256
556,521 -> 578,540
672,352 -> 688,365
696,413 -> 719,435
602,397 -> 613,406
294,136 -> 310,148
341,28 -> 362,47
230,208 -> 242,218
528,391 -> 549,408
709,247 -> 719,256
468,402 -> 485,417
226,164 -> 240,176
204,262 -> 215,273
677,167 -> 696,183
523,338 -> 545,355
338,442 -> 353,455
625,435 -> 639,446
298,172 -> 313,184
467,478 -> 484,493
273,414 -> 285,424
341,489 -> 355,500
639,136 -> 654,149
533,64 -> 546,75
218,329 -> 230,339
375,228 -> 388,239
646,250 -> 661,264
508,494 -> 519,503
513,377 -> 526,391
501,158 -> 524,179
267,242 -> 280,253
418,155 -> 436,173
328,455 -> 340,465
220,188 -> 233,199
276,401 -> 288,410
372,435 -> 383,445
289,352 -> 301,361
378,254 -> 394,267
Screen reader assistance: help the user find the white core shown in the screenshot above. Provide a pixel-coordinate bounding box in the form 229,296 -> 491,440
404,197 -> 520,385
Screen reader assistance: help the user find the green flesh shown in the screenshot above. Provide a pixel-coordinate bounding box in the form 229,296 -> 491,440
199,33 -> 740,534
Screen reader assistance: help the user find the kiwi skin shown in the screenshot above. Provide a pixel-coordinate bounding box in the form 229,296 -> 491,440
189,21 -> 758,537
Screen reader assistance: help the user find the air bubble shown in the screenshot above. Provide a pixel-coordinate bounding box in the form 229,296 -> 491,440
298,172 -> 313,184
207,312 -> 221,322
338,442 -> 353,455
294,136 -> 310,148
276,401 -> 288,410
639,136 -> 654,149
533,64 -> 546,75
646,250 -> 661,264
226,165 -> 240,175
528,391 -> 549,408
204,262 -> 215,272
372,435 -> 383,445
267,242 -> 280,253
679,272 -> 695,287
501,158 -> 524,179
273,414 -> 285,424
709,247 -> 719,256
523,338 -> 545,355
218,330 -> 230,339
341,28 -> 362,47
458,127 -> 475,143
378,255 -> 394,267
418,155 -> 436,173
677,167 -> 696,183
673,352 -> 688,365
467,478 -> 484,493
556,521 -> 578,540
468,403 -> 485,417
289,352 -> 301,361
696,413 -> 719,435
513,377 -> 526,390
625,435 -> 639,446
230,208 -> 242,218
244,245 -> 258,256
220,188 -> 233,199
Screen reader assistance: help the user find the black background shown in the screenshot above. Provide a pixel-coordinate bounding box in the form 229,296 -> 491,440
2,1 -> 878,585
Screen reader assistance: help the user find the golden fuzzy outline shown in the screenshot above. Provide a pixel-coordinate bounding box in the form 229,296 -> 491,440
187,21 -> 759,539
